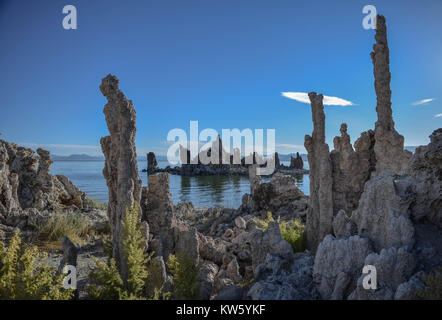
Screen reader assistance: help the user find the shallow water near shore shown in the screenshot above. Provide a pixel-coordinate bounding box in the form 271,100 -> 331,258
51,160 -> 310,208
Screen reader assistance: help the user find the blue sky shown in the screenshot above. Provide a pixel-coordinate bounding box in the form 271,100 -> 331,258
0,0 -> 441,156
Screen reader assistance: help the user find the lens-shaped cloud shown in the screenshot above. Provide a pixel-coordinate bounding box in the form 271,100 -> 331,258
412,98 -> 436,106
282,92 -> 355,106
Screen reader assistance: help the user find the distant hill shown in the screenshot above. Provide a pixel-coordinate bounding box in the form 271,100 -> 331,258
54,148 -> 415,162
52,154 -> 104,161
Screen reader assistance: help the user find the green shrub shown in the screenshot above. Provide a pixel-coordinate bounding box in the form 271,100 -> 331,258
0,230 -> 73,300
36,213 -> 91,246
88,206 -> 166,300
279,219 -> 306,253
416,267 -> 442,300
254,211 -> 275,231
167,252 -> 200,300
253,212 -> 306,253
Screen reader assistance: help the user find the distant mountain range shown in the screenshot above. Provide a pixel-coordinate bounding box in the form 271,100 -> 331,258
52,154 -> 104,161
53,147 -> 418,162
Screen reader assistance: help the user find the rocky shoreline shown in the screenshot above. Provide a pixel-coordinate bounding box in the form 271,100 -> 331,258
143,163 -> 308,177
143,148 -> 308,177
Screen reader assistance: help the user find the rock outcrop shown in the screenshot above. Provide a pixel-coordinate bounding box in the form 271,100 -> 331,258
290,152 -> 304,169
348,246 -> 416,300
141,172 -> 200,265
248,252 -> 318,300
0,140 -> 90,215
250,222 -> 294,272
330,124 -> 375,214
313,235 -> 373,300
238,170 -> 308,220
100,74 -> 144,281
351,171 -> 415,251
147,152 -> 158,174
371,15 -> 411,175
304,92 -> 333,250
404,128 -> 442,226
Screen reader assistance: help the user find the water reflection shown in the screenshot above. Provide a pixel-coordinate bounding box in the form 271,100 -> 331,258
52,160 -> 310,208
161,173 -> 309,208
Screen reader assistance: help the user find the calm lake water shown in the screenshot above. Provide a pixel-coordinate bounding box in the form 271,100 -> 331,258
51,160 -> 309,208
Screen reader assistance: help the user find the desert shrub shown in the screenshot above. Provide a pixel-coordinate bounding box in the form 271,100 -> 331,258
254,212 -> 306,253
86,198 -> 107,210
87,257 -> 124,299
254,211 -> 275,231
279,219 -> 306,253
0,230 -> 73,300
167,252 -> 200,300
416,267 -> 442,300
37,213 -> 91,245
88,206 -> 166,300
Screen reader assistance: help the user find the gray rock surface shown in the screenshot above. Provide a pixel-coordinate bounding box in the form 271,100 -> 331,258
404,128 -> 442,226
0,140 -> 90,215
313,235 -> 372,299
371,15 -> 411,175
250,221 -> 294,272
304,92 -> 333,251
248,253 -> 318,300
147,152 -> 158,174
332,210 -> 357,239
351,171 -> 415,251
348,246 -> 415,300
100,74 -> 144,281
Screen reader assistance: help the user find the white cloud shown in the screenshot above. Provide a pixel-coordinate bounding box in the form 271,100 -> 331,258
276,143 -> 304,149
412,98 -> 436,106
281,92 -> 355,106
435,114 -> 442,118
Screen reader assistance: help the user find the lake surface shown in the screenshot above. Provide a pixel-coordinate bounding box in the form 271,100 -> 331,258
51,160 -> 309,208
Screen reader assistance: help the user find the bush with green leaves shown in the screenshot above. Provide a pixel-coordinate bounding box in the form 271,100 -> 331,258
87,206 -> 165,300
167,251 -> 201,300
254,212 -> 306,253
0,230 -> 73,300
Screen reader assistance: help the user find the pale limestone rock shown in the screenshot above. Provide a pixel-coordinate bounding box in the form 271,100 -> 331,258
248,252 -> 318,300
371,15 -> 411,175
198,260 -> 219,300
250,221 -> 294,272
248,165 -> 261,195
100,74 -> 143,281
331,125 -> 375,214
351,171 -> 415,251
313,235 -> 373,300
348,246 -> 415,300
332,210 -> 357,239
147,152 -> 157,173
404,128 -> 442,226
0,140 -> 89,214
234,216 -> 246,229
304,92 -> 333,250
